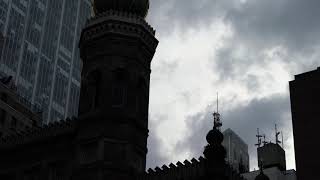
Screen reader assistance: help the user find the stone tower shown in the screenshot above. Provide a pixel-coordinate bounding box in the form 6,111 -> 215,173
77,0 -> 158,179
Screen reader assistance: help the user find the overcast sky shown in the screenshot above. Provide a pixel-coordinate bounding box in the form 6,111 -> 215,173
144,0 -> 320,171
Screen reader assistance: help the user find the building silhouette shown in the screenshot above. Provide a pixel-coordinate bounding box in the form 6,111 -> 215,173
0,0 -> 91,123
242,142 -> 296,180
222,128 -> 250,173
0,0 -> 248,179
0,75 -> 42,138
289,67 -> 320,180
241,131 -> 296,180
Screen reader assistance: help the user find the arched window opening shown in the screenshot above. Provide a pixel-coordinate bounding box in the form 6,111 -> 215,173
112,69 -> 127,107
86,70 -> 101,110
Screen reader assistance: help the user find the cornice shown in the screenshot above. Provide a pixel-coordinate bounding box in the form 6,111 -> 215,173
80,10 -> 158,52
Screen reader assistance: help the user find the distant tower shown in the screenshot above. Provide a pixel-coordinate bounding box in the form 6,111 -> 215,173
257,143 -> 286,171
78,0 -> 158,179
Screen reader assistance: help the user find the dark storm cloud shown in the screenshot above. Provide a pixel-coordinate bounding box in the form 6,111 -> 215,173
175,94 -> 292,167
225,0 -> 320,51
149,0 -> 320,51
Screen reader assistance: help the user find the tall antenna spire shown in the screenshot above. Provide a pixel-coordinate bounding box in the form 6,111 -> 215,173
213,92 -> 222,130
217,92 -> 219,113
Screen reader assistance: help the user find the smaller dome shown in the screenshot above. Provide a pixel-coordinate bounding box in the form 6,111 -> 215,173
255,171 -> 270,180
203,144 -> 226,161
206,128 -> 223,145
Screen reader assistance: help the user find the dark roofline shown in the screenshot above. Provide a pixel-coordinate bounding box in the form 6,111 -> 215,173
291,67 -> 320,81
0,117 -> 77,148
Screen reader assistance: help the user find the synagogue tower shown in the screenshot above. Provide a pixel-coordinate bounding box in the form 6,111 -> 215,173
77,0 -> 158,179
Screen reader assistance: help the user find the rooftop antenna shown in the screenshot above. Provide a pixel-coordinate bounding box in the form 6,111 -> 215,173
262,134 -> 268,145
255,128 -> 262,148
213,92 -> 222,131
275,124 -> 281,145
281,131 -> 284,149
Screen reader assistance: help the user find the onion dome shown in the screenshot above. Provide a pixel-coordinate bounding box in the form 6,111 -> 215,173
206,128 -> 223,145
255,171 -> 270,180
94,0 -> 150,18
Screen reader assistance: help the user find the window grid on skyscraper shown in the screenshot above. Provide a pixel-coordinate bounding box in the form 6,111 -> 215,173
0,0 -> 92,123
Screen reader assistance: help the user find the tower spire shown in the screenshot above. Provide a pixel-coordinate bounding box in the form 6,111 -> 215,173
213,92 -> 222,130
217,92 -> 219,113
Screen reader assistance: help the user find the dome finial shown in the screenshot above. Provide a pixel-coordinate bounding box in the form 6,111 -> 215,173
93,0 -> 150,18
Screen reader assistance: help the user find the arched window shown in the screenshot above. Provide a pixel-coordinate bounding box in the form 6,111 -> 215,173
112,69 -> 127,107
86,70 -> 101,110
136,77 -> 148,117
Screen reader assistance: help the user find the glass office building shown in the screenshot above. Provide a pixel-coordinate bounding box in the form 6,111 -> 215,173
0,0 -> 92,123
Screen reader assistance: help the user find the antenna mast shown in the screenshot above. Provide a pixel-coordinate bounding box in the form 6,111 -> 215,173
213,93 -> 222,130
262,134 -> 268,145
281,131 -> 284,149
275,124 -> 281,145
255,128 -> 262,148
217,92 -> 219,113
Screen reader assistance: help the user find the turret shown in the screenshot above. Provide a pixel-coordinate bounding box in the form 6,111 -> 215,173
77,0 -> 158,179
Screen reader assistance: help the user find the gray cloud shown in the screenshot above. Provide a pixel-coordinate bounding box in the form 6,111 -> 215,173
146,0 -> 320,170
148,0 -> 218,34
225,0 -> 320,51
149,0 -> 320,50
146,131 -> 169,169
146,116 -> 170,169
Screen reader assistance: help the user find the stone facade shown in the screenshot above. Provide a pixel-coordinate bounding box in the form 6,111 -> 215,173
0,76 -> 41,137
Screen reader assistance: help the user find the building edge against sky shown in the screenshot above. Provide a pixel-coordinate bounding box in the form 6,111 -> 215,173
289,67 -> 320,180
0,0 -> 92,123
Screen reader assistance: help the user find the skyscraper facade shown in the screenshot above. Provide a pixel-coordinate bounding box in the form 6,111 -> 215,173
222,128 -> 250,173
0,0 -> 91,123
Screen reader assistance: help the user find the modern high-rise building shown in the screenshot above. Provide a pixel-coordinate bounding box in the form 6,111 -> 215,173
222,128 -> 250,173
289,67 -> 320,180
0,0 -> 92,123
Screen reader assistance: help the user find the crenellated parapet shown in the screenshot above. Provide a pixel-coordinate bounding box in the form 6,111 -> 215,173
89,10 -> 156,35
140,156 -> 246,180
141,157 -> 205,180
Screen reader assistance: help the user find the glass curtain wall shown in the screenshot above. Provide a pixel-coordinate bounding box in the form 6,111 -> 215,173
0,0 -> 92,123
